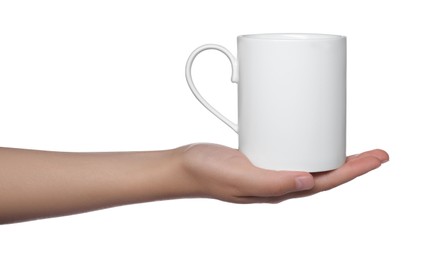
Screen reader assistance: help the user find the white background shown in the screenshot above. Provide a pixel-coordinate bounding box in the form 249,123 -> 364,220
0,0 -> 428,259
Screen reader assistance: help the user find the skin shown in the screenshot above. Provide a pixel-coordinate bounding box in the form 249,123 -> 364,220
0,143 -> 389,224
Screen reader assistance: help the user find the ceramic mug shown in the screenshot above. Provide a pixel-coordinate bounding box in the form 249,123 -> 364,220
185,33 -> 346,172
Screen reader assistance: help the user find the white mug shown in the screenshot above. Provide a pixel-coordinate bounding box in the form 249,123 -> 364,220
185,33 -> 346,172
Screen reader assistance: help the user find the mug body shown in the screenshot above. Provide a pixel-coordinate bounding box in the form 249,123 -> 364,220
237,33 -> 346,172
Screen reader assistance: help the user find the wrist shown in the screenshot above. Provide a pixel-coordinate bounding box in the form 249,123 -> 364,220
131,147 -> 198,203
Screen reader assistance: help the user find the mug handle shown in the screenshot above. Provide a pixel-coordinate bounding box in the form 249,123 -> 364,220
185,44 -> 239,133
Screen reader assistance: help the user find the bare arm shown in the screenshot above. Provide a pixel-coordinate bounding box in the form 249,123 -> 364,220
0,144 -> 389,224
0,147 -> 185,224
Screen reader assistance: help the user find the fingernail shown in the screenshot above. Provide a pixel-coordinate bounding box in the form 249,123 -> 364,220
381,157 -> 389,163
295,176 -> 314,191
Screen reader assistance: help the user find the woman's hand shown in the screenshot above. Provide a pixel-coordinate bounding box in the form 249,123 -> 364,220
177,143 -> 389,203
0,144 -> 389,224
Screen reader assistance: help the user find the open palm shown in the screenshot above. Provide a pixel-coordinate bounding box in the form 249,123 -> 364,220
179,143 -> 389,203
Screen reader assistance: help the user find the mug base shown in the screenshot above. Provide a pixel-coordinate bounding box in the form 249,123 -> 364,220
248,158 -> 346,173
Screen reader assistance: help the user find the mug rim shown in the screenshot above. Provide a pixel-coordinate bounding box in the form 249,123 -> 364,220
238,33 -> 345,41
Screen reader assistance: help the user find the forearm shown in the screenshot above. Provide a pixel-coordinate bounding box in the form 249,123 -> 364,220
0,143 -> 389,224
0,147 -> 186,224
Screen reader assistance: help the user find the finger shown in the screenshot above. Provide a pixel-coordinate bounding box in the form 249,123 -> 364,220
234,149 -> 388,203
346,149 -> 389,163
312,155 -> 382,192
248,150 -> 386,197
253,155 -> 383,203
236,167 -> 315,197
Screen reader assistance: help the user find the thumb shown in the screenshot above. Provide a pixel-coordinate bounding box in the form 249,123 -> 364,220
240,168 -> 315,197
293,173 -> 315,191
